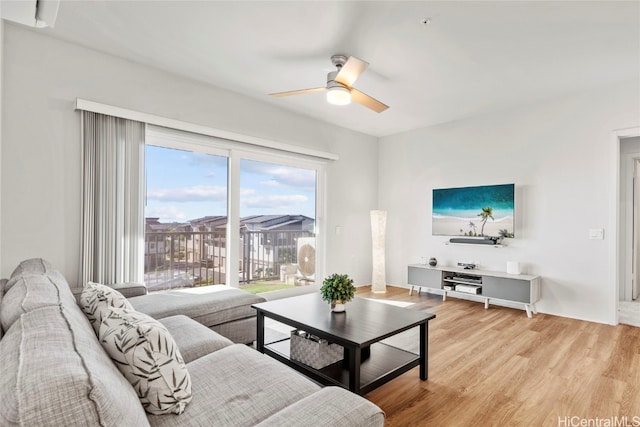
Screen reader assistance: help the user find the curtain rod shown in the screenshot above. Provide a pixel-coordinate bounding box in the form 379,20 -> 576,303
75,98 -> 339,161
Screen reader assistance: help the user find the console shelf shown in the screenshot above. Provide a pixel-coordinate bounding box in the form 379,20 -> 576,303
408,264 -> 540,317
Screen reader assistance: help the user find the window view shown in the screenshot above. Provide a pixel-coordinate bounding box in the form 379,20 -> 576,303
239,159 -> 317,293
144,145 -> 317,295
144,145 -> 228,292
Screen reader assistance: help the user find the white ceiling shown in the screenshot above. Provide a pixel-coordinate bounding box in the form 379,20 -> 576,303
34,1 -> 640,137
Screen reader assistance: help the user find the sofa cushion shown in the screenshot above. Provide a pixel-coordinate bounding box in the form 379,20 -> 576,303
210,316 -> 257,345
99,307 -> 192,415
80,281 -> 134,335
10,257 -> 56,276
147,344 -> 321,427
0,273 -> 78,332
129,285 -> 266,329
5,258 -> 64,292
159,315 -> 233,363
0,305 -> 149,427
110,282 -> 148,298
255,387 -> 385,427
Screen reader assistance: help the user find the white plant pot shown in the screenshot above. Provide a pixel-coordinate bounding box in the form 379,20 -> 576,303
331,301 -> 345,312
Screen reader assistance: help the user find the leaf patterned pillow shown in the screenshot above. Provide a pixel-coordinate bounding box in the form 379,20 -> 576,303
80,281 -> 134,335
99,307 -> 192,415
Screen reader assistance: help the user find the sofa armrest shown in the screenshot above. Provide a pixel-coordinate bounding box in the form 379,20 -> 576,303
109,282 -> 147,298
255,386 -> 385,427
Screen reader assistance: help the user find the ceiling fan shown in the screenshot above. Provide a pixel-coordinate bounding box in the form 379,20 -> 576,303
269,55 -> 389,113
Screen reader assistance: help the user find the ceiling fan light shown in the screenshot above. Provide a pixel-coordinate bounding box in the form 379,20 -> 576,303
326,86 -> 351,106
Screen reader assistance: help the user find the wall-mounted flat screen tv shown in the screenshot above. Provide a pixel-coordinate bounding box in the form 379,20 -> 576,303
432,183 -> 515,238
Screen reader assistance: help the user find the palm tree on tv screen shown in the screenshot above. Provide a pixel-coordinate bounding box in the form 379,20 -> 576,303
478,206 -> 494,236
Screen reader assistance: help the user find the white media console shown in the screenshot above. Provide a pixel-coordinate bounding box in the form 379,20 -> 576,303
408,264 -> 541,317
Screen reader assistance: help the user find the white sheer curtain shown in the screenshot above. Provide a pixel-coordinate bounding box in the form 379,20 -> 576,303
80,111 -> 145,286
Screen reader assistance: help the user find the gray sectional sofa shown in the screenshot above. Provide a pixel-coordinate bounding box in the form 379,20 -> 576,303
0,258 -> 385,426
128,285 -> 264,344
75,278 -> 266,345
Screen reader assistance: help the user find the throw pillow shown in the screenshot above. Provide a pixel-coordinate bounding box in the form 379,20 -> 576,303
99,307 -> 192,415
80,281 -> 133,335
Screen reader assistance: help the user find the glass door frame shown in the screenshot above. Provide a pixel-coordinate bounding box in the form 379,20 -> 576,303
145,126 -> 326,299
229,148 -> 326,299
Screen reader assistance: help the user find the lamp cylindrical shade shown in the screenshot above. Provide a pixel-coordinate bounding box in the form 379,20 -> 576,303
371,210 -> 387,293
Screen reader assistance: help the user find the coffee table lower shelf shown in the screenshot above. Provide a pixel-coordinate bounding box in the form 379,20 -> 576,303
264,338 -> 419,395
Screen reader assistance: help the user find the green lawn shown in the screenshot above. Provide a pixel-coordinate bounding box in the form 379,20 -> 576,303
240,282 -> 295,294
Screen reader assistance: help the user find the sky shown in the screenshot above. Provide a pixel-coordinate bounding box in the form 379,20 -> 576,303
145,145 -> 316,223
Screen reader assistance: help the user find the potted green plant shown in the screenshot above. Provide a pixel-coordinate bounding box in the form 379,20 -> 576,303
320,273 -> 356,312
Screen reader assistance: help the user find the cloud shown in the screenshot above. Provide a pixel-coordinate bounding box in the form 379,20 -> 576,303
260,179 -> 280,187
188,152 -> 227,168
269,167 -> 315,189
243,161 -> 316,190
186,153 -> 227,179
242,194 -> 308,209
145,205 -> 187,223
147,185 -> 227,202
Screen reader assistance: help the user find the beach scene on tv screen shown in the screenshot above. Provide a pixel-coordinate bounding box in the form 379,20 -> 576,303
432,184 -> 515,238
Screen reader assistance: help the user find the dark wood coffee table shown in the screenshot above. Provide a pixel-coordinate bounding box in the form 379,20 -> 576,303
252,294 -> 436,395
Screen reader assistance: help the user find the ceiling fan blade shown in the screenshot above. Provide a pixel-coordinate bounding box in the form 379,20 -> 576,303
335,56 -> 368,87
269,87 -> 326,97
351,88 -> 389,113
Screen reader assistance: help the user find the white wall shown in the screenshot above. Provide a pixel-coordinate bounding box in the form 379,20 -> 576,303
1,24 -> 378,285
325,135 -> 378,283
379,81 -> 640,324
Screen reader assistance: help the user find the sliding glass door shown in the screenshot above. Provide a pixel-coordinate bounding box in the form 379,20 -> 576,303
238,159 -> 317,294
143,127 -> 324,296
144,145 -> 228,292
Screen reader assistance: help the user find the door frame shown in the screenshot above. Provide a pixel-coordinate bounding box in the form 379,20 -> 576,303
610,126 -> 640,324
144,125 -> 328,297
634,159 -> 640,300
620,145 -> 640,302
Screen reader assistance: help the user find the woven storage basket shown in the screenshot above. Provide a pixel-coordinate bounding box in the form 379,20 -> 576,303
290,330 -> 343,369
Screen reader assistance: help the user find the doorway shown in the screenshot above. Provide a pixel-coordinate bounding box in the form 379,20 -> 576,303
619,136 -> 640,326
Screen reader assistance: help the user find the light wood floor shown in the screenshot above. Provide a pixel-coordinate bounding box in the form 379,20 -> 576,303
357,286 -> 640,427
